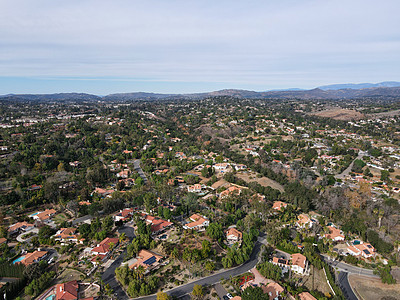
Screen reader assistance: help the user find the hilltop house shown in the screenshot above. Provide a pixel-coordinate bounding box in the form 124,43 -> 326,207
225,227 -> 242,245
324,226 -> 345,242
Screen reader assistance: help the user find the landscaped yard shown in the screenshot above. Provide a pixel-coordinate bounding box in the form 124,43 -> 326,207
53,213 -> 70,224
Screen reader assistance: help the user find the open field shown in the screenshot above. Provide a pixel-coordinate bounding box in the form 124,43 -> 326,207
236,172 -> 285,192
349,274 -> 400,300
310,109 -> 364,121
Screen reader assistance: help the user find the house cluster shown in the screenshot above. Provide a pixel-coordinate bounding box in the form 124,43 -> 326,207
322,224 -> 376,259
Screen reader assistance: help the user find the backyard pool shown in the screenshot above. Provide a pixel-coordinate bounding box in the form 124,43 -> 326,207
45,294 -> 55,300
12,256 -> 25,264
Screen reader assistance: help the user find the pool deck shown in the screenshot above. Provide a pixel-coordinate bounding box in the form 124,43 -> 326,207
37,286 -> 56,300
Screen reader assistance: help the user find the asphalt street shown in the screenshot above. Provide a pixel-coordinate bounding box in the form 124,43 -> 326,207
337,272 -> 358,300
102,225 -> 136,300
133,159 -> 148,184
322,255 -> 377,278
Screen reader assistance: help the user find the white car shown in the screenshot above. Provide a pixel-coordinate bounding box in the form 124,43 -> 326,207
226,293 -> 233,299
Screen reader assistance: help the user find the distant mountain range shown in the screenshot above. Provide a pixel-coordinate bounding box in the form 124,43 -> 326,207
317,81 -> 400,90
1,81 -> 400,101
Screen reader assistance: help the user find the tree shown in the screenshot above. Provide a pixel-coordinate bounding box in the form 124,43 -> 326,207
157,291 -> 171,300
191,284 -> 204,300
242,286 -> 267,300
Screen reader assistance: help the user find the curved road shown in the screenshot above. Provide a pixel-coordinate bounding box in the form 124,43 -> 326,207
134,241 -> 263,300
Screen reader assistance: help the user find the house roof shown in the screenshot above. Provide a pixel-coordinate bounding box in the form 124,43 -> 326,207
297,214 -> 311,225
36,209 -> 57,221
272,201 -> 287,211
91,237 -> 119,254
226,227 -> 242,239
56,280 -> 78,300
129,249 -> 163,270
18,251 -> 48,265
8,221 -> 34,232
324,226 -> 344,240
262,282 -> 284,300
291,253 -> 307,269
186,214 -> 208,228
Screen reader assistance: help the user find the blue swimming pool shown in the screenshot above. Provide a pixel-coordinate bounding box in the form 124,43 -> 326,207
30,212 -> 39,217
12,256 -> 25,264
45,294 -> 55,300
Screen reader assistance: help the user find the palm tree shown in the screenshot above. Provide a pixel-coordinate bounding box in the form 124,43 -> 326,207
119,232 -> 127,243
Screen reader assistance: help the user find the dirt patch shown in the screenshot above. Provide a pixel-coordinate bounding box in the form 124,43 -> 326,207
299,267 -> 332,296
57,268 -> 84,283
236,172 -> 284,192
349,274 -> 400,300
310,109 -> 364,121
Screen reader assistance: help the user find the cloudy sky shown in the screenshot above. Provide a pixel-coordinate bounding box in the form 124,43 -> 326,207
1,0 -> 399,94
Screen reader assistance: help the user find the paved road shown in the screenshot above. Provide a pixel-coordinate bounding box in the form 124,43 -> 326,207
335,151 -> 365,180
322,255 -> 377,278
338,272 -> 358,300
134,241 -> 263,300
133,159 -> 148,184
71,215 -> 93,226
102,225 -> 136,300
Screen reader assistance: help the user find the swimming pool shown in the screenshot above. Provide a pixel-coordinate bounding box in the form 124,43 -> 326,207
45,294 -> 55,300
29,212 -> 39,217
12,256 -> 25,264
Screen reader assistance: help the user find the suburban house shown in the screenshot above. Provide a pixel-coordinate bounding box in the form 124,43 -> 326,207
324,226 -> 345,242
144,215 -> 173,235
54,228 -> 82,244
213,163 -> 230,171
298,292 -> 317,300
91,237 -> 119,256
347,241 -> 376,258
93,188 -> 114,198
262,282 -> 284,300
56,280 -> 79,300
219,185 -> 242,199
272,257 -> 290,272
187,184 -> 202,193
296,214 -> 313,229
14,250 -> 48,266
225,227 -> 243,245
183,214 -> 209,231
114,208 -> 135,222
8,221 -> 35,235
129,249 -> 163,273
272,201 -> 288,212
31,209 -> 57,223
291,253 -> 308,275
116,169 -> 130,178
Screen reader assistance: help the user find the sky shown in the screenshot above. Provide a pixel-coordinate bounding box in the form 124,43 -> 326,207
0,0 -> 400,95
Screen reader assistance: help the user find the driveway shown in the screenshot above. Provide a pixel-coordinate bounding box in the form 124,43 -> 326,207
214,283 -> 228,299
17,228 -> 39,242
